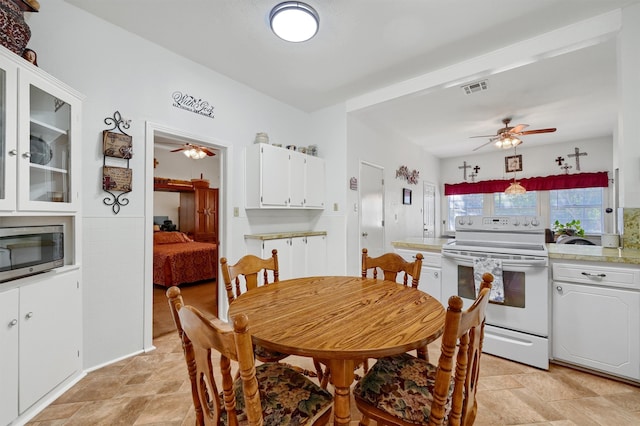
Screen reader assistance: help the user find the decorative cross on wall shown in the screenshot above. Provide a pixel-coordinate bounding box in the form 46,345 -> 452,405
568,147 -> 587,171
458,161 -> 471,180
555,156 -> 564,166
561,163 -> 572,174
469,172 -> 477,182
473,165 -> 481,174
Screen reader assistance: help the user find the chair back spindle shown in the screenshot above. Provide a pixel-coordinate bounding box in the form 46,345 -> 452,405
362,248 -> 423,288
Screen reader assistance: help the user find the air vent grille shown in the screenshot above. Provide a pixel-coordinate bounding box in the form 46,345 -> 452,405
462,80 -> 488,95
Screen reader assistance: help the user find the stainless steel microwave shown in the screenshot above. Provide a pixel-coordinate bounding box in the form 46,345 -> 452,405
0,225 -> 64,283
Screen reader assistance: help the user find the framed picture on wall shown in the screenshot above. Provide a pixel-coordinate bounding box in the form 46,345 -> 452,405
505,154 -> 523,173
403,188 -> 412,205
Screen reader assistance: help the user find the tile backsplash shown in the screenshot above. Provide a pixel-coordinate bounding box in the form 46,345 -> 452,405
621,207 -> 640,249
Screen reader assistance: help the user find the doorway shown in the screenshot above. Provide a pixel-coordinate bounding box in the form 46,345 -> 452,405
423,182 -> 436,238
144,123 -> 229,348
359,162 -> 385,258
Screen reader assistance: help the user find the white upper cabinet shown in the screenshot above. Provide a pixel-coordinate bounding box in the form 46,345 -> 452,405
0,47 -> 82,212
245,143 -> 325,209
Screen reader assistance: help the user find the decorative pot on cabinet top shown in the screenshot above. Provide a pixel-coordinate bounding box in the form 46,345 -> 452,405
0,0 -> 30,56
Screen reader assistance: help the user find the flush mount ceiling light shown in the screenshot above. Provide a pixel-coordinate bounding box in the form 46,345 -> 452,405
270,1 -> 319,42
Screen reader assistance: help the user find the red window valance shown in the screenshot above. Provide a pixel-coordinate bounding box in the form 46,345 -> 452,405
444,171 -> 609,196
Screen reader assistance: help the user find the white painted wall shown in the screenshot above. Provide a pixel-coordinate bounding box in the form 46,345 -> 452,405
440,137 -> 612,184
26,0 -> 344,369
19,0 -> 640,375
153,146 -> 221,226
617,3 -> 640,208
347,115 -> 441,275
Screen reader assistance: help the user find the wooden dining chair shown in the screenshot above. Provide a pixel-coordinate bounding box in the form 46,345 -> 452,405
166,286 -> 333,426
363,247 -> 430,362
220,249 -> 289,364
353,273 -> 494,426
221,249 -> 279,305
361,248 -> 424,288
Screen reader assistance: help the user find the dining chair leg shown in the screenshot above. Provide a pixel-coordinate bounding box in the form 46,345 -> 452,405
313,359 -> 325,383
416,346 -> 429,362
358,415 -> 371,426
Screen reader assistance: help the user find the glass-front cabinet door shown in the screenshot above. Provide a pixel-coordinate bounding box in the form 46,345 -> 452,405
0,55 -> 18,211
17,68 -> 80,211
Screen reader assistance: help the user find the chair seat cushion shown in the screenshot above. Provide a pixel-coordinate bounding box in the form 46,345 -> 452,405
224,363 -> 333,425
353,352 -> 452,424
254,344 -> 288,362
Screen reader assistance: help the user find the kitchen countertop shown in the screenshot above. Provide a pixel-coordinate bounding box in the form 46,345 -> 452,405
391,237 -> 453,252
546,244 -> 640,265
391,237 -> 640,265
244,231 -> 327,240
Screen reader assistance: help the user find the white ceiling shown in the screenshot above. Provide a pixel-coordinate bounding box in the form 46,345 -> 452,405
65,0 -> 639,158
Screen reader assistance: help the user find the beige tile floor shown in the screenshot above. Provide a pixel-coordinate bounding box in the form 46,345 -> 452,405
25,283 -> 640,425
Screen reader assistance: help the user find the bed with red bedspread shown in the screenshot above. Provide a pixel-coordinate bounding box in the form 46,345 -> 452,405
153,232 -> 217,287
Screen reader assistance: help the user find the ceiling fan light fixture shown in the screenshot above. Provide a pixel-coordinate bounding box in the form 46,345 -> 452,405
495,135 -> 522,149
183,147 -> 207,160
270,1 -> 319,42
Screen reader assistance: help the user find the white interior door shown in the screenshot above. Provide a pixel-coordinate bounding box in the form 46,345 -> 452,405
423,182 -> 436,238
359,162 -> 384,258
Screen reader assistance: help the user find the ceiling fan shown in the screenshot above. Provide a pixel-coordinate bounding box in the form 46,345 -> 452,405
170,143 -> 216,159
471,117 -> 557,151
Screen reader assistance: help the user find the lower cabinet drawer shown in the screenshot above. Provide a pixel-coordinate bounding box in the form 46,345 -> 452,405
552,262 -> 640,290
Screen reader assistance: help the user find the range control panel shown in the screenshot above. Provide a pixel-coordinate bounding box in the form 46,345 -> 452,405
455,215 -> 543,231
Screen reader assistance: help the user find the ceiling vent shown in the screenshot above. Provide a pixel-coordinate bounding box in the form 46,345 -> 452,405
461,80 -> 488,95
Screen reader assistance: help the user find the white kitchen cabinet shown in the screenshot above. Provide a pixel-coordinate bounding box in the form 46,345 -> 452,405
303,154 -> 325,208
246,233 -> 327,280
395,248 -> 442,303
245,143 -> 325,209
552,261 -> 640,382
0,46 -> 82,212
0,269 -> 81,423
0,288 -> 19,426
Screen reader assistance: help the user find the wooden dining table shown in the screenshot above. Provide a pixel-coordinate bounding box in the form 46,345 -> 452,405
227,275 -> 446,425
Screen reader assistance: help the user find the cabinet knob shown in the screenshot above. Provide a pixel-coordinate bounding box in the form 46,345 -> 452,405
22,152 -> 31,159
8,149 -> 17,156
556,285 -> 563,293
434,271 -> 439,278
362,232 -> 368,237
9,319 -> 17,327
25,311 -> 34,319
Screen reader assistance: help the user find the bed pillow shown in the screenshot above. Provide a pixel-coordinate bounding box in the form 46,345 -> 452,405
153,231 -> 192,244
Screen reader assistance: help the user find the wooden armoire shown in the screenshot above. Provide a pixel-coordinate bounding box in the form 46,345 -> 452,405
179,187 -> 219,244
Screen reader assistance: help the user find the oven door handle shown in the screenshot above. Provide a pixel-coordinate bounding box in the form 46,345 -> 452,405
441,251 -> 548,267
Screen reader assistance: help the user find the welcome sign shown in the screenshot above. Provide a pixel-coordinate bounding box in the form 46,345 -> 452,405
171,91 -> 215,118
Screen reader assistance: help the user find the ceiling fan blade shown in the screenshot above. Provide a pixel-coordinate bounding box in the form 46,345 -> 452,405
520,127 -> 557,135
170,147 -> 185,152
202,147 -> 216,156
472,139 -> 495,152
469,134 -> 498,139
510,124 -> 529,133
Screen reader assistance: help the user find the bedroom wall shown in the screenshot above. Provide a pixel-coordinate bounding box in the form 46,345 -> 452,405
152,146 -> 221,227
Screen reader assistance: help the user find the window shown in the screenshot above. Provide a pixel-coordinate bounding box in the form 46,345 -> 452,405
494,192 -> 537,216
447,194 -> 483,231
550,187 -> 603,234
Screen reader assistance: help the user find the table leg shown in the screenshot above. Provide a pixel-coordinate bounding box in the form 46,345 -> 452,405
328,359 -> 356,425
